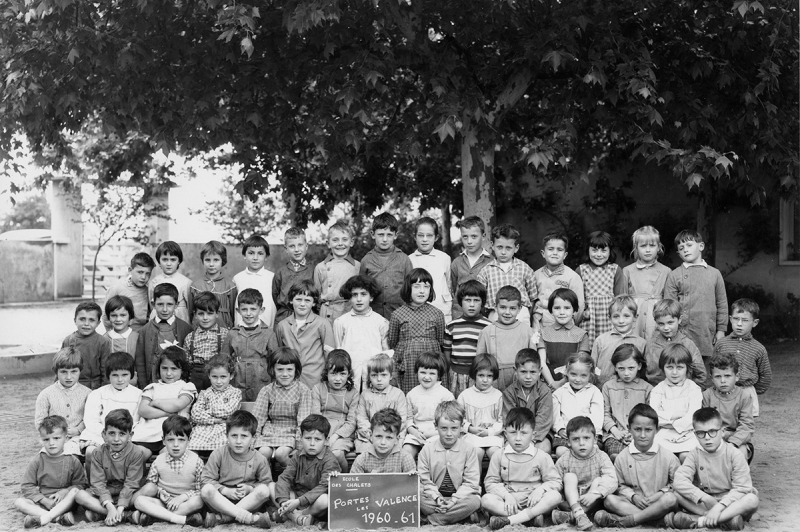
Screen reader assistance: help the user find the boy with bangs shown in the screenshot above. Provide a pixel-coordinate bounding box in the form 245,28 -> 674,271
359,212 -> 413,320
15,415 -> 87,528
443,280 -> 492,397
274,227 -> 315,324
233,234 -> 278,327
664,229 -> 728,364
351,409 -> 416,473
200,410 -> 274,528
131,415 -> 204,527
75,409 -> 148,525
483,407 -> 562,530
450,216 -> 493,320
221,288 -> 280,401
149,241 -> 192,323
645,299 -> 707,387
35,347 -> 92,456
62,301 -> 112,390
532,231 -> 584,329
591,295 -> 647,387
502,349 -> 553,453
703,353 -> 755,462
713,298 -> 771,417
189,240 -> 237,329
418,401 -> 482,526
315,221 -> 360,322
184,290 -> 229,390
103,252 -> 156,332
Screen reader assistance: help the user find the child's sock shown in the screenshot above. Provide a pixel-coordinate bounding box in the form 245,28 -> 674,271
508,509 -> 532,525
169,515 -> 186,525
570,503 -> 584,517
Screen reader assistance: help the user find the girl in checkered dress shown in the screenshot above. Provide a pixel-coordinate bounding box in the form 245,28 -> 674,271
254,347 -> 313,468
578,231 -> 624,348
189,354 -> 242,451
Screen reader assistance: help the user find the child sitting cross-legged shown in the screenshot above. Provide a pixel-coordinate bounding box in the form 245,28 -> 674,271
594,403 -> 681,528
200,410 -> 274,528
15,415 -> 88,528
131,415 -> 204,527
552,416 -> 618,531
703,353 -> 755,462
350,408 -> 416,473
482,407 -> 563,530
273,414 -> 341,527
671,407 -> 759,530
74,409 -> 148,525
418,401 -> 482,526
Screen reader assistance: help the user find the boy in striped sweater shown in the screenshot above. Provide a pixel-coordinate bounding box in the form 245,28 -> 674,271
443,280 -> 491,397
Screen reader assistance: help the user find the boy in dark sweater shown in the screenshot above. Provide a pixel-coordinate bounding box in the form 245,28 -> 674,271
61,301 -> 112,390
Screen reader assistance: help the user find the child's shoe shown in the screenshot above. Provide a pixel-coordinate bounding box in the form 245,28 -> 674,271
489,516 -> 511,530
551,509 -> 574,525
185,513 -> 204,528
575,512 -> 594,531
204,513 -> 223,528
271,510 -> 286,524
23,516 -> 41,529
84,510 -> 102,523
720,516 -> 745,531
530,514 -> 545,527
292,512 -> 315,526
669,511 -> 698,529
57,512 -> 76,526
593,510 -> 633,528
253,512 -> 273,529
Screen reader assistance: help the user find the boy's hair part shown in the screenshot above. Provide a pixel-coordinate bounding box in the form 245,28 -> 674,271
414,351 -> 448,378
105,295 -> 135,322
414,216 -> 440,238
205,353 -> 236,377
105,351 -> 136,379
653,299 -> 682,321
504,407 -> 536,431
658,343 -> 694,378
566,415 -> 596,436
323,349 -> 354,390
547,288 -> 579,313
300,414 -> 331,437
270,347 -> 303,378
401,268 -> 436,304
709,352 -> 739,375
226,410 -> 258,436
542,231 -> 569,250
155,241 -> 184,264
456,216 -> 486,234
692,406 -> 723,426
731,298 -> 760,320
630,226 -> 664,260
491,223 -> 521,244
434,401 -> 465,426
52,346 -> 83,373
284,227 -> 307,243
238,288 -> 264,308
241,235 -> 270,257
339,274 -> 382,300
153,283 -> 179,303
496,285 -> 522,306
370,408 -> 402,434
514,348 -> 541,369
74,301 -> 102,320
371,212 -> 400,233
193,291 -> 221,313
130,252 -> 156,270
200,240 -> 228,266
287,279 -> 320,306
162,414 -> 193,439
674,229 -> 704,246
627,403 -> 659,429
105,408 -> 134,433
469,353 -> 499,380
609,295 -> 638,317
456,279 -> 486,307
39,415 -> 68,435
157,346 -> 192,379
585,231 -> 617,264
610,344 -> 647,379
328,220 -> 355,239
367,352 -> 393,376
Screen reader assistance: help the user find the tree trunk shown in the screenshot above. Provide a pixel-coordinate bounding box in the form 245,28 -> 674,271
92,242 -> 101,301
440,203 -> 451,255
460,119 -> 497,230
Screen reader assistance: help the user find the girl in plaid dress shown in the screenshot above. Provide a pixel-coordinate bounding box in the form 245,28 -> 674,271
578,231 -> 624,349
189,354 -> 242,451
254,347 -> 313,468
389,268 -> 445,394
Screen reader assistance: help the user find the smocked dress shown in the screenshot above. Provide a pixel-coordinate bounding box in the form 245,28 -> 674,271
311,382 -> 359,452
189,385 -> 242,450
458,385 -> 504,449
388,303 -> 445,394
649,378 -> 702,453
622,261 -> 669,341
253,380 -> 313,449
579,262 -> 621,348
403,382 -> 455,447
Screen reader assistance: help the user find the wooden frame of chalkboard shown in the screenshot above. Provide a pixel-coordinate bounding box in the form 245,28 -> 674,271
328,472 -> 420,530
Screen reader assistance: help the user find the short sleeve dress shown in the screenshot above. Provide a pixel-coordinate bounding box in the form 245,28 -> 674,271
189,386 -> 242,450
253,380 -> 313,449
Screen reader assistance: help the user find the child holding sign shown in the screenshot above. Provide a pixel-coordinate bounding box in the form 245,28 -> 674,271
418,401 -> 482,525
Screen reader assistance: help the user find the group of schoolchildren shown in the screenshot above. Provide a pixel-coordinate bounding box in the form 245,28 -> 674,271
19,212 -> 772,531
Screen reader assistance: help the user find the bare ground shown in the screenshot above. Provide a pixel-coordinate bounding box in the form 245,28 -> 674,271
1,342 -> 797,532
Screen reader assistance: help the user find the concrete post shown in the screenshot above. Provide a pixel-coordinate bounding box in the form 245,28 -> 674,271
145,188 -> 170,253
50,177 -> 84,298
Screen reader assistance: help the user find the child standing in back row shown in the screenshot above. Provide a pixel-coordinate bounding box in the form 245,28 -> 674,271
149,241 -> 192,323
103,252 -> 156,332
233,235 -> 277,327
409,217 -> 453,322
188,240 -> 237,329
359,212 -> 413,320
315,221 -> 360,322
450,216 -> 493,320
273,228 -> 314,325
533,232 -> 584,329
578,231 -> 625,348
622,226 -> 670,340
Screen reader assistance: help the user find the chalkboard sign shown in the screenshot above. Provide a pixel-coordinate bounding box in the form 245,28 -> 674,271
328,473 -> 420,530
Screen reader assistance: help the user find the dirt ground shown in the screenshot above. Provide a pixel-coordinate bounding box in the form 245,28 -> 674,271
1,342 -> 797,532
